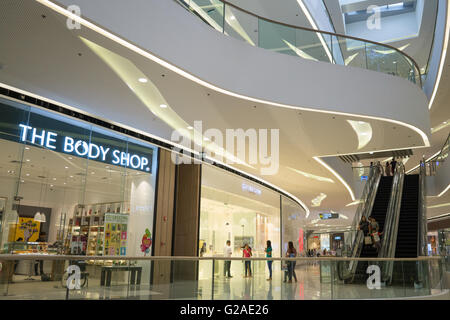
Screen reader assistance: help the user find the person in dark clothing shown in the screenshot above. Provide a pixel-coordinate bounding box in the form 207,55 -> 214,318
285,241 -> 297,283
35,232 -> 46,275
359,216 -> 369,236
390,158 -> 397,175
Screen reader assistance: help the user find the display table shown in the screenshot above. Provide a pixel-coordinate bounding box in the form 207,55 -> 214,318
100,266 -> 142,287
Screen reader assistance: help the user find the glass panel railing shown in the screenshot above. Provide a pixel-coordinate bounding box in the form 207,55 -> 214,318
0,255 -> 446,300
330,257 -> 446,299
224,4 -> 258,46
175,0 -> 422,87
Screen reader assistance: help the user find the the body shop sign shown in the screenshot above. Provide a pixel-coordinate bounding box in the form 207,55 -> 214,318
19,124 -> 152,173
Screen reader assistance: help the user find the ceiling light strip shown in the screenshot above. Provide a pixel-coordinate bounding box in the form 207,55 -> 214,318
208,157 -> 310,217
427,212 -> 450,221
0,81 -> 310,217
36,0 -> 430,149
313,156 -> 355,201
429,1 -> 450,110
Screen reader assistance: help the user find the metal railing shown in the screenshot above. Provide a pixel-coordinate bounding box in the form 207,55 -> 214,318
175,0 -> 422,87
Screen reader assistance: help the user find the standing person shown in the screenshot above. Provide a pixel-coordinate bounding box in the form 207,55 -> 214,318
368,217 -> 382,253
242,244 -> 252,278
223,240 -> 233,278
385,162 -> 391,176
359,216 -> 369,237
200,242 -> 206,257
35,232 -> 46,276
391,158 -> 397,175
286,241 -> 297,283
265,240 -> 273,281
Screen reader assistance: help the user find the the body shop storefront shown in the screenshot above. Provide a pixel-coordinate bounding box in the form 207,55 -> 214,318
0,97 -> 158,281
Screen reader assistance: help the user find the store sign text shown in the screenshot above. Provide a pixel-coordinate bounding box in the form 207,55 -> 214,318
242,183 -> 261,196
19,124 -> 151,172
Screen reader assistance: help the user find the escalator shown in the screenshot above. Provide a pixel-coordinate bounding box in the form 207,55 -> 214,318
349,176 -> 393,283
395,174 -> 419,258
391,174 -> 420,285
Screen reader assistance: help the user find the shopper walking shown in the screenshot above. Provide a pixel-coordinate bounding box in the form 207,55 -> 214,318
285,241 -> 297,283
369,217 -> 382,253
223,240 -> 233,278
242,244 -> 252,278
265,240 -> 273,280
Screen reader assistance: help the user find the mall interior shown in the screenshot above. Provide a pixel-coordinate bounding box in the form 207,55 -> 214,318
0,0 -> 448,300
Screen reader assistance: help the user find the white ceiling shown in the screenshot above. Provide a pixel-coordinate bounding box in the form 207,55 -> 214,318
0,0 -> 443,230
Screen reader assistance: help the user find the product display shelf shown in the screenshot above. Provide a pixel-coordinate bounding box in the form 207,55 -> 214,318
66,201 -> 129,257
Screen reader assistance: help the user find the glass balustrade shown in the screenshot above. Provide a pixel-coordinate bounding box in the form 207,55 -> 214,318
0,255 -> 446,300
176,0 -> 421,86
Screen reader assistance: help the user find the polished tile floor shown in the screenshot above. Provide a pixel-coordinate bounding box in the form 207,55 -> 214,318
0,263 -> 447,300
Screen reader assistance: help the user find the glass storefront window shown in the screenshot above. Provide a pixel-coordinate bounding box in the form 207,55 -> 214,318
281,196 -> 306,257
199,165 -> 281,262
0,97 -> 158,264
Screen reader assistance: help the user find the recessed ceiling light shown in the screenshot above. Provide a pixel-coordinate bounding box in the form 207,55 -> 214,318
204,137 -> 210,141
160,104 -> 167,108
91,172 -> 95,174
21,180 -> 25,183
26,159 -> 30,162
50,184 -> 54,187
138,78 -> 148,83
70,176 -> 74,178
230,15 -> 236,20
64,182 -> 66,185
187,126 -> 194,130
53,178 -> 56,180
65,166 -> 69,169
25,147 -> 30,150
26,173 -> 30,176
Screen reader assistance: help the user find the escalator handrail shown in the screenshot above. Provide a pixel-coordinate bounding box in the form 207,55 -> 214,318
417,161 -> 428,256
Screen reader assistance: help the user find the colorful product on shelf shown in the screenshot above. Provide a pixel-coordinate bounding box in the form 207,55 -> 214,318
103,213 -> 128,256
